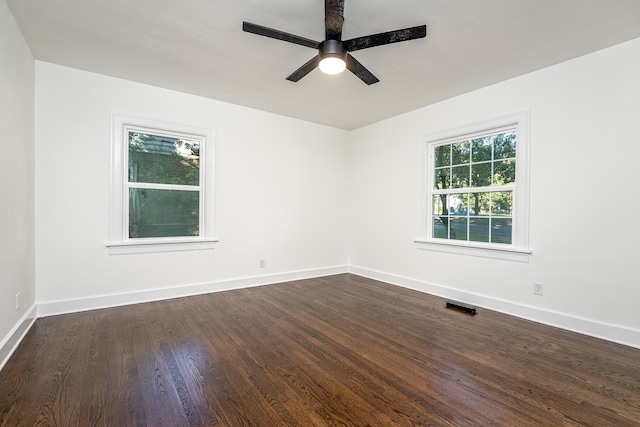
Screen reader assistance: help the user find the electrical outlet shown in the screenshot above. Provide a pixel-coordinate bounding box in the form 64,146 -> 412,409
16,293 -> 21,311
533,282 -> 544,296
259,258 -> 266,268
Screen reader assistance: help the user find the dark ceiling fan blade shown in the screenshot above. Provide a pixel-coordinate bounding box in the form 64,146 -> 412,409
346,54 -> 379,85
243,22 -> 319,49
325,0 -> 345,40
286,56 -> 320,82
344,25 -> 427,52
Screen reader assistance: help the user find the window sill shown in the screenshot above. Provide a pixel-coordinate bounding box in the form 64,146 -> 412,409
414,239 -> 531,262
107,239 -> 219,255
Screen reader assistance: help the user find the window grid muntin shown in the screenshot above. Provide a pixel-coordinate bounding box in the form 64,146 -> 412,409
433,131 -> 516,189
431,187 -> 514,245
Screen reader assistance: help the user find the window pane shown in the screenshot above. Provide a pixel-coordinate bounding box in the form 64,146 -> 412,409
471,137 -> 492,162
128,132 -> 200,186
450,193 -> 469,216
432,216 -> 448,239
469,217 -> 490,242
462,193 -> 474,216
451,141 -> 470,165
451,165 -> 469,188
433,194 -> 459,215
491,191 -> 513,215
494,132 -> 516,159
471,162 -> 492,187
434,168 -> 450,190
494,159 -> 516,186
450,217 -> 468,241
433,195 -> 445,215
434,144 -> 450,167
469,192 -> 491,216
129,188 -> 199,238
491,217 -> 512,244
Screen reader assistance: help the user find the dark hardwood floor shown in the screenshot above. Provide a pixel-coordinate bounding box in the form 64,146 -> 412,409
1,274 -> 639,426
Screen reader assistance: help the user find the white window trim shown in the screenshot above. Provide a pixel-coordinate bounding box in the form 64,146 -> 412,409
415,111 -> 531,262
108,113 -> 217,255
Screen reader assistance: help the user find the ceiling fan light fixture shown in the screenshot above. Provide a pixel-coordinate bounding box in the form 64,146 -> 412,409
318,39 -> 347,75
319,57 -> 346,74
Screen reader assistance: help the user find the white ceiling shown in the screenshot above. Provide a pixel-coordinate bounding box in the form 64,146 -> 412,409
7,0 -> 640,130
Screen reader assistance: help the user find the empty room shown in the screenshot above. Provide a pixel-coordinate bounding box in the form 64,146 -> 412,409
1,0 -> 639,425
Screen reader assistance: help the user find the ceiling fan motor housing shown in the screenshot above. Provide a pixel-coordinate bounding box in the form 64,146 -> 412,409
319,39 -> 347,62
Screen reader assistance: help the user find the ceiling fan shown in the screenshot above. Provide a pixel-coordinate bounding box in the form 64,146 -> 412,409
242,0 -> 427,85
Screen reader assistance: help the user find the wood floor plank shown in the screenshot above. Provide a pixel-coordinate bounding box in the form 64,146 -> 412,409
1,273 -> 639,426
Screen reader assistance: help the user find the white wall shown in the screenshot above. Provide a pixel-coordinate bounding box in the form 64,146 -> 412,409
348,38 -> 640,348
0,0 -> 36,366
35,62 -> 349,310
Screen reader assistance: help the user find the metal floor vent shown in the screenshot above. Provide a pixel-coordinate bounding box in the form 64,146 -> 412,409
445,300 -> 477,315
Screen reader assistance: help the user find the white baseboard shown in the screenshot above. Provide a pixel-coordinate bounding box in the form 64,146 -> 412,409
3,263 -> 637,375
349,266 -> 640,350
0,304 -> 38,371
37,265 -> 349,317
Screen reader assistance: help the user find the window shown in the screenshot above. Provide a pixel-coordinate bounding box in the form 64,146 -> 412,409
416,112 -> 530,261
109,114 -> 216,254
